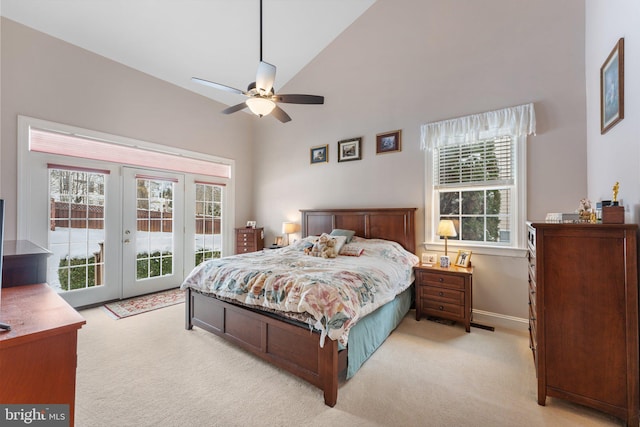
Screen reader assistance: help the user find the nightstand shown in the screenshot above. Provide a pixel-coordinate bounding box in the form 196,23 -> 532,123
414,263 -> 473,332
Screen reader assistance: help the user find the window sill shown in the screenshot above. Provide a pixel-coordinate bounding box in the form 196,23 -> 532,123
421,242 -> 527,258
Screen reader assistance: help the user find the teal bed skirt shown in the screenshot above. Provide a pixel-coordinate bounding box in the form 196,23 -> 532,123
344,284 -> 413,379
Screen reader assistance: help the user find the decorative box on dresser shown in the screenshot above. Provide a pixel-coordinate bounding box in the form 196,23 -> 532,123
527,222 -> 639,426
414,263 -> 473,332
235,227 -> 264,254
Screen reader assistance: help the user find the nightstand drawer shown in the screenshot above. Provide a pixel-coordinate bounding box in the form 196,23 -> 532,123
419,285 -> 463,306
417,271 -> 466,290
421,300 -> 465,319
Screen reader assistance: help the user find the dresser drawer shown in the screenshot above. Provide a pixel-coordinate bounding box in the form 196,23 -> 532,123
420,285 -> 463,306
236,237 -> 254,246
417,271 -> 466,290
237,246 -> 255,254
527,253 -> 536,281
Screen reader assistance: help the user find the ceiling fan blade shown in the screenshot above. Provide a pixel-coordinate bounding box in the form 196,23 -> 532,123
255,61 -> 276,94
270,105 -> 292,123
221,103 -> 248,114
274,94 -> 324,105
192,77 -> 245,95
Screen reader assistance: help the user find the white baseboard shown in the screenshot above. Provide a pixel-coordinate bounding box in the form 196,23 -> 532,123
471,309 -> 528,332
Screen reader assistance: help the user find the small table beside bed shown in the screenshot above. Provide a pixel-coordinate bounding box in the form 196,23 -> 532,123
181,207 -> 418,406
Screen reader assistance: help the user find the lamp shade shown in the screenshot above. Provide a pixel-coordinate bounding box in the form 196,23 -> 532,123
437,220 -> 457,237
282,222 -> 298,235
246,97 -> 276,117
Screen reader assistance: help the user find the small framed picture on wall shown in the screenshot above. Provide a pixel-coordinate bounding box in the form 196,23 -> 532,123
337,137 -> 362,162
310,145 -> 328,164
376,130 -> 402,154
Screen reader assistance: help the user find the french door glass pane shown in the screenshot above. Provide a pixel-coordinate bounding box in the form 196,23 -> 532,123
195,183 -> 222,265
49,169 -> 106,291
136,178 -> 174,280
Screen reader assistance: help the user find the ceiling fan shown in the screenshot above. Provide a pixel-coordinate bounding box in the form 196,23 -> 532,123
192,0 -> 324,123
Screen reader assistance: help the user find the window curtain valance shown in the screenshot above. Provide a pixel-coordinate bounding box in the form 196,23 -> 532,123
420,103 -> 536,151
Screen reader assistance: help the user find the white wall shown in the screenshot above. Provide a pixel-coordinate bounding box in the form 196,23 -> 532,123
0,17 -> 255,239
586,0 -> 640,220
253,0 -> 587,327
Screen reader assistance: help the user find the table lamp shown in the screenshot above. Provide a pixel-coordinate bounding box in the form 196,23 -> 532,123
437,219 -> 457,256
282,222 -> 298,246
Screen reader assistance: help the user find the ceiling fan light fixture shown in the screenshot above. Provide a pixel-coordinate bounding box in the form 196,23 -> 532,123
246,97 -> 276,117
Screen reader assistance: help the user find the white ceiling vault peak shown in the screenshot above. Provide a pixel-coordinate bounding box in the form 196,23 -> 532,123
1,0 -> 376,109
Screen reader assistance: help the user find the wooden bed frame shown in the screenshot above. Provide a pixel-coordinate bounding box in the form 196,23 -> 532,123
185,207 -> 416,406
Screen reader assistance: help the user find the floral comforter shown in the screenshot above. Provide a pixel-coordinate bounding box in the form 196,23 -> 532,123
180,237 -> 419,346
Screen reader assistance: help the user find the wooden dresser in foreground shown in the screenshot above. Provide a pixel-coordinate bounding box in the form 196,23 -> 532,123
414,263 -> 473,332
0,284 -> 86,426
527,222 -> 639,426
235,227 -> 264,254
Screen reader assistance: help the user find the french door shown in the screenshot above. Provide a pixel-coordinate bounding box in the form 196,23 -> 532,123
46,163 -> 121,307
121,168 -> 184,298
19,118 -> 232,308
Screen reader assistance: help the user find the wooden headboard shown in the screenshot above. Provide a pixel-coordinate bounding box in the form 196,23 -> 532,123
300,208 -> 417,253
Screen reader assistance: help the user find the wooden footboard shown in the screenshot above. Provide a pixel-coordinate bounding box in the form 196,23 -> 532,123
185,287 -> 347,406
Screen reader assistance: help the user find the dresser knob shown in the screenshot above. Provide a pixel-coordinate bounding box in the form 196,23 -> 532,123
438,305 -> 444,311
438,291 -> 444,297
439,278 -> 444,282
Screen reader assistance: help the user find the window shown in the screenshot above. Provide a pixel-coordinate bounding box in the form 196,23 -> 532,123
422,103 -> 535,252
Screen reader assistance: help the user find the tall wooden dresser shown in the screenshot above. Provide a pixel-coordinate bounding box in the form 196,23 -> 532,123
235,227 -> 264,254
527,222 -> 639,426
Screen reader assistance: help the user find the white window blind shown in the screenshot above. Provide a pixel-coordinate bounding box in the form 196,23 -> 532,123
436,136 -> 513,189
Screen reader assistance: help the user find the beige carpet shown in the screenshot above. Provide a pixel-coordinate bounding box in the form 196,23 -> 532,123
75,304 -> 621,427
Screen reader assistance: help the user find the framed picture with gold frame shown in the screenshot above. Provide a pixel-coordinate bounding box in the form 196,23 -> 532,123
310,145 -> 328,164
600,38 -> 624,134
454,250 -> 472,268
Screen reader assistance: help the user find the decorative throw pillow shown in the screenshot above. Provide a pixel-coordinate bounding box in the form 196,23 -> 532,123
340,244 -> 364,257
330,229 -> 356,243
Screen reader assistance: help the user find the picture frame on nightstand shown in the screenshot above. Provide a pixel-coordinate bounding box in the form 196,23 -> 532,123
421,252 -> 438,266
454,250 -> 472,267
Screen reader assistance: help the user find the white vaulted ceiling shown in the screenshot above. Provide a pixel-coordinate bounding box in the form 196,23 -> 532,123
0,0 -> 375,108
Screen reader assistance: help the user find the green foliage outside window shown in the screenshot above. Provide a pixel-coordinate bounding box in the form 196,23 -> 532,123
136,251 -> 173,279
195,250 -> 221,266
58,256 -> 97,290
438,138 -> 505,243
